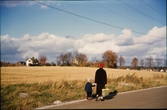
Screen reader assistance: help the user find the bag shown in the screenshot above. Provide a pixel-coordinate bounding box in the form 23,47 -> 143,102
102,87 -> 110,96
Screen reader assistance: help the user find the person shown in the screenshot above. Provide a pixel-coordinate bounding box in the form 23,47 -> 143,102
94,63 -> 107,101
84,78 -> 96,100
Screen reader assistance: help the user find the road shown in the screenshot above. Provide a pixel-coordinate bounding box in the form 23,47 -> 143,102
36,86 -> 167,109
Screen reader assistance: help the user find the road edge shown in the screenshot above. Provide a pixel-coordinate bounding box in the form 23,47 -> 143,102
36,85 -> 167,110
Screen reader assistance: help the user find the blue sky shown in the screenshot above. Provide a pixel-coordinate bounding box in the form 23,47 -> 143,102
1,0 -> 166,66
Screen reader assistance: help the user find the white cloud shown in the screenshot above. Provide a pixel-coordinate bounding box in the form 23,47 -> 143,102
135,26 -> 166,44
0,1 -> 55,10
1,26 -> 166,66
78,33 -> 117,55
114,28 -> 134,46
40,5 -> 48,9
22,34 -> 32,41
0,1 -> 34,7
148,26 -> 166,37
81,33 -> 115,43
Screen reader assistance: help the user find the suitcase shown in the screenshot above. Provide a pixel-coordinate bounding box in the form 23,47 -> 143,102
102,88 -> 110,96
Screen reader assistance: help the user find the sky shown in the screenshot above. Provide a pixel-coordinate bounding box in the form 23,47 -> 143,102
0,0 -> 166,66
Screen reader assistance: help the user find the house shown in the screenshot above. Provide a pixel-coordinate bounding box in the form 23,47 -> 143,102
26,58 -> 40,66
26,58 -> 33,66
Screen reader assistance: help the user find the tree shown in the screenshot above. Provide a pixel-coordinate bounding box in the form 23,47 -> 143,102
56,52 -> 73,66
65,52 -> 73,66
131,57 -> 138,69
60,53 -> 66,65
145,56 -> 154,69
39,55 -> 47,66
56,56 -> 61,66
119,55 -> 125,69
75,52 -> 88,66
102,50 -> 117,68
140,59 -> 145,67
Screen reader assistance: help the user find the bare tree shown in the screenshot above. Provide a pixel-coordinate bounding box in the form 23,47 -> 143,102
56,56 -> 61,66
65,52 -> 73,66
60,53 -> 66,65
102,50 -> 117,68
131,57 -> 138,69
119,55 -> 125,69
140,59 -> 145,67
56,52 -> 73,66
75,53 -> 88,66
39,55 -> 47,66
56,51 -> 87,66
145,56 -> 154,69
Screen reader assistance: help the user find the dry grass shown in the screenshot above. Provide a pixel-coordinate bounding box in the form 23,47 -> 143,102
1,66 -> 166,85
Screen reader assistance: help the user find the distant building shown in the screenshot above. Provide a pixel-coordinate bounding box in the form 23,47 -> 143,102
26,58 -> 33,66
160,69 -> 164,72
26,58 -> 40,66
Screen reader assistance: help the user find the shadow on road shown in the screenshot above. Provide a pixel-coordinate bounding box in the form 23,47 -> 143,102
91,90 -> 118,100
104,90 -> 118,100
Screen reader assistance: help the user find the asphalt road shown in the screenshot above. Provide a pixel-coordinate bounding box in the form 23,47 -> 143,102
36,86 -> 167,109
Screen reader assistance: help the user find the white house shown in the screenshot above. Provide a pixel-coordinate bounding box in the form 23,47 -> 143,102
26,58 -> 33,66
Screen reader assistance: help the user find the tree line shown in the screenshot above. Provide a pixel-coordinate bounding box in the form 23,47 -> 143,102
55,50 -> 166,69
1,49 -> 166,71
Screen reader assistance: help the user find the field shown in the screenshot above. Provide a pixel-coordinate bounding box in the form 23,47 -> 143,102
1,66 -> 166,84
1,66 -> 167,109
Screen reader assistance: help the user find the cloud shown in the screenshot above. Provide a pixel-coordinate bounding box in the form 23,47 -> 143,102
0,1 -> 56,10
1,35 -> 21,55
0,1 -> 34,7
81,33 -> 115,43
135,26 -> 166,45
1,26 -> 166,66
40,5 -> 48,9
114,29 -> 134,46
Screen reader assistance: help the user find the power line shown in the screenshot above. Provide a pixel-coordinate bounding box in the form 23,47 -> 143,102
32,0 -> 149,36
32,0 -> 165,39
117,0 -> 165,25
105,0 -> 166,40
154,0 -> 166,9
92,1 -> 151,29
140,0 -> 165,17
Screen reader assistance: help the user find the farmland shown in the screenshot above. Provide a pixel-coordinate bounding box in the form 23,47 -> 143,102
1,66 -> 165,85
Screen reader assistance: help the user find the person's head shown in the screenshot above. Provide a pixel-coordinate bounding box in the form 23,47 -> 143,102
87,78 -> 90,82
99,63 -> 104,68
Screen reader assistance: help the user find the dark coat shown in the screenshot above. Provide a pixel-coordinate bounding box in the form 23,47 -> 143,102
95,68 -> 107,85
85,82 -> 93,92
